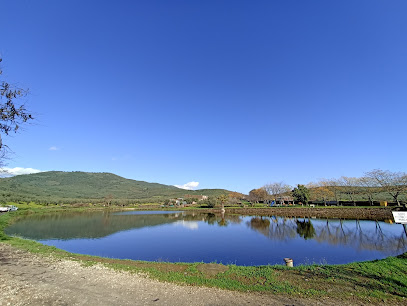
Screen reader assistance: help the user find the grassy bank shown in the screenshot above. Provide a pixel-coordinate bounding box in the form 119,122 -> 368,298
1,206 -> 406,304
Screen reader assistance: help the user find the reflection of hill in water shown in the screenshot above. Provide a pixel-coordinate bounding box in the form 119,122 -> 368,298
6,211 -> 183,240
246,216 -> 407,254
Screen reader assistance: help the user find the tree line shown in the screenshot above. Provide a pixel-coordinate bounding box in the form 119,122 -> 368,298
249,169 -> 407,206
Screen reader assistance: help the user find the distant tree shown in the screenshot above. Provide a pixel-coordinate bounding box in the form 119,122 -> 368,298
338,176 -> 359,206
358,176 -> 378,206
307,180 -> 334,206
365,169 -> 407,206
228,191 -> 244,205
163,199 -> 171,206
263,182 -> 291,202
248,188 -> 268,204
104,194 -> 113,207
229,191 -> 243,199
292,184 -> 310,205
326,178 -> 341,205
185,197 -> 198,204
205,196 -> 218,208
217,194 -> 229,211
0,58 -> 34,166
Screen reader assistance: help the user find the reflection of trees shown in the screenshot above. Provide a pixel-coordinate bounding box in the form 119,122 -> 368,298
6,211 -> 184,240
246,216 -> 297,241
314,219 -> 407,254
206,213 -> 217,225
217,210 -> 229,227
248,217 -> 270,235
6,211 -> 245,240
296,219 -> 315,239
227,215 -> 243,224
245,216 -> 407,254
182,212 -> 242,227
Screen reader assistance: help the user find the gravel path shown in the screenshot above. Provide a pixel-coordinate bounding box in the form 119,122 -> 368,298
0,243 -> 331,306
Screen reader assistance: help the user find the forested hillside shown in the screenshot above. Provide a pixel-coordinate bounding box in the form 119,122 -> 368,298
0,171 -> 229,204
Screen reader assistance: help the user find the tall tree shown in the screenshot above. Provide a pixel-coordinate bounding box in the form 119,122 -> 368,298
217,194 -> 229,211
248,188 -> 268,204
229,191 -> 244,199
307,180 -> 334,206
326,178 -> 341,206
228,191 -> 244,205
365,169 -> 407,206
263,182 -> 291,204
358,176 -> 378,206
104,194 -> 114,207
338,176 -> 359,206
292,184 -> 310,205
205,196 -> 218,208
0,57 -> 33,165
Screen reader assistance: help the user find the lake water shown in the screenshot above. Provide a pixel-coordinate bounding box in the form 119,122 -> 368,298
5,210 -> 407,266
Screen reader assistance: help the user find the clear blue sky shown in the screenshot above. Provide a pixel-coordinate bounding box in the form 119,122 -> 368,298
1,0 -> 406,194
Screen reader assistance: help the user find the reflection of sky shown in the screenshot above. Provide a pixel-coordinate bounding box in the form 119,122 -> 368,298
173,220 -> 199,230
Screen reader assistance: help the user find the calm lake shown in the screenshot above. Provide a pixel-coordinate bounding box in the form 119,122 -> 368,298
6,210 -> 407,266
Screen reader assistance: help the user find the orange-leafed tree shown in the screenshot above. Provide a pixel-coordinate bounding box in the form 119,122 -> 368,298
248,188 -> 268,204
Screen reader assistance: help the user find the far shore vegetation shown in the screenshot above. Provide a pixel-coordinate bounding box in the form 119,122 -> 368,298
0,169 -> 406,209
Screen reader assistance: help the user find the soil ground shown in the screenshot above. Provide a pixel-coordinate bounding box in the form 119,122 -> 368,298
0,243 -> 362,306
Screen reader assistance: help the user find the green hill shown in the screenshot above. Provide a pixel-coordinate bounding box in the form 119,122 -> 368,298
0,171 -> 230,204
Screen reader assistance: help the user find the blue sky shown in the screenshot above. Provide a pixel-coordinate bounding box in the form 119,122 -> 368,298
1,0 -> 406,194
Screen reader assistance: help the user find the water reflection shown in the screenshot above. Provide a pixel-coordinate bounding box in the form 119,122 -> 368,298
173,220 -> 199,230
296,219 -> 316,240
6,210 -> 184,240
245,216 -> 407,253
5,211 -> 407,265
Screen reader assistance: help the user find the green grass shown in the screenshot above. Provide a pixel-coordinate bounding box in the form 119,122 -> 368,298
1,206 -> 406,304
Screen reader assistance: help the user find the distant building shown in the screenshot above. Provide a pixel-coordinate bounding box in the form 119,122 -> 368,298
276,196 -> 294,205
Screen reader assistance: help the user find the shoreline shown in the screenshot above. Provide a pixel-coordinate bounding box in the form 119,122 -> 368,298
1,206 -> 406,305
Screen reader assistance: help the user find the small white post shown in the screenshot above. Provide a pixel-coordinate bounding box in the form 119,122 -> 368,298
284,258 -> 293,267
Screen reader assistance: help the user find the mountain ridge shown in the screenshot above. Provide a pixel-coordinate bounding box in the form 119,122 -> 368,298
0,171 -> 230,204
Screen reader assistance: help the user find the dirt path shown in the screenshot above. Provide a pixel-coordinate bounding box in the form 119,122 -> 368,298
0,243 -> 338,306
